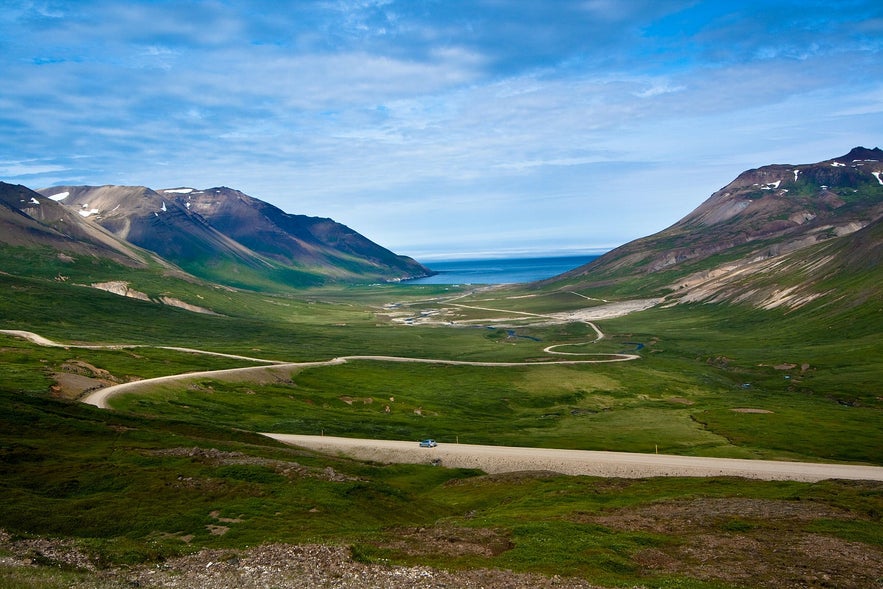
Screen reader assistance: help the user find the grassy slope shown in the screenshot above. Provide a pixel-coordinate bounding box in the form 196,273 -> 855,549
1,251 -> 882,587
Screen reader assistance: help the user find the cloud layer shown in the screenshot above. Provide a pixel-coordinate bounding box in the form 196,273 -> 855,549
2,0 -> 882,259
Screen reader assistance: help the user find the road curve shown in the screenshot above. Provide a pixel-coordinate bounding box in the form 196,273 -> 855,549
0,330 -> 636,407
7,328 -> 882,482
265,434 -> 883,483
81,361 -> 342,409
80,353 -> 637,408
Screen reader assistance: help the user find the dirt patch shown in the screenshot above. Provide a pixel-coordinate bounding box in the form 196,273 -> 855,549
647,532 -> 883,589
51,372 -> 106,399
51,360 -> 122,399
339,395 -> 374,405
581,498 -> 883,588
209,510 -> 243,524
731,407 -> 774,413
205,524 -> 230,536
0,534 -> 603,588
585,497 -> 853,533
0,529 -> 97,572
145,447 -> 358,482
378,524 -> 514,558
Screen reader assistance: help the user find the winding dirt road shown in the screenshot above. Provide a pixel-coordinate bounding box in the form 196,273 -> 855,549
5,329 -> 883,482
80,352 -> 638,409
0,330 -> 637,409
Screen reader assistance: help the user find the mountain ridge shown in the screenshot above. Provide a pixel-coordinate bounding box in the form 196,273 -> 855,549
26,183 -> 432,288
543,147 -> 883,311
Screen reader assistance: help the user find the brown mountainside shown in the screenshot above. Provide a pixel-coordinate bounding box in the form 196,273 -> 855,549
0,182 -> 163,268
546,147 -> 883,310
30,184 -> 432,287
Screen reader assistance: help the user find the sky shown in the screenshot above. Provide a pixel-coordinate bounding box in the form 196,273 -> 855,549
2,1 -> 882,261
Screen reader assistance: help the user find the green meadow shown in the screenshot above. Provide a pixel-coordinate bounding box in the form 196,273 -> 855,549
1,254 -> 882,587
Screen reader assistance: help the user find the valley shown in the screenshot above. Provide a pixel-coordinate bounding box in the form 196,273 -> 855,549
1,148 -> 882,588
15,322 -> 882,482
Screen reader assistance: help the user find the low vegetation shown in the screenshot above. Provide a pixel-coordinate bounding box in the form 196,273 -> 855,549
1,246 -> 881,587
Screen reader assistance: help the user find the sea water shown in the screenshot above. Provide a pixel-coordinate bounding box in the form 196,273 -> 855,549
408,255 -> 599,285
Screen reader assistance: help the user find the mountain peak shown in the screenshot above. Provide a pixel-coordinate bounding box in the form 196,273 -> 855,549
835,146 -> 883,163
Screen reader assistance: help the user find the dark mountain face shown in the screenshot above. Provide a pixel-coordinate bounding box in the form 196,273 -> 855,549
38,185 -> 262,264
27,184 -> 431,288
548,147 -> 883,310
164,187 -> 429,279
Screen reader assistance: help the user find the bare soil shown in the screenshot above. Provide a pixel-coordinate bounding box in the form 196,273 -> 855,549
583,496 -> 883,588
0,531 -> 602,588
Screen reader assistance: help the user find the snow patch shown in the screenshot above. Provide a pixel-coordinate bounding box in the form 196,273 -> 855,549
29,197 -> 40,205
792,170 -> 800,182
160,202 -> 167,212
831,162 -> 846,167
78,203 -> 100,217
761,180 -> 781,190
872,171 -> 883,185
48,191 -> 69,201
163,188 -> 194,194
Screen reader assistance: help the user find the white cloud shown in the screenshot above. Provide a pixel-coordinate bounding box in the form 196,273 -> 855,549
0,160 -> 69,177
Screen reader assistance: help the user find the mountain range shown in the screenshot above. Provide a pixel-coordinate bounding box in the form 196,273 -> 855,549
546,146 -> 883,311
0,182 -> 432,289
2,147 -> 881,310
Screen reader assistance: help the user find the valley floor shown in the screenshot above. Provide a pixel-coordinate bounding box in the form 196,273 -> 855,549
6,327 -> 882,482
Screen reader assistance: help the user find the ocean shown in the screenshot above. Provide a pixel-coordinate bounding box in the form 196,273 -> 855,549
408,255 -> 599,285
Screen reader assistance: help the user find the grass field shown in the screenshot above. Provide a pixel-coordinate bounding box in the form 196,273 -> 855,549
1,259 -> 882,587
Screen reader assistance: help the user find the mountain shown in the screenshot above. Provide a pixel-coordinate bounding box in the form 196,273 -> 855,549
544,147 -> 883,310
0,182 -> 166,269
160,186 -> 429,281
30,184 -> 432,288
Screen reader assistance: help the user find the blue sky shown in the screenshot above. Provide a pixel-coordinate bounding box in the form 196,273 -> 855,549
2,1 -> 882,261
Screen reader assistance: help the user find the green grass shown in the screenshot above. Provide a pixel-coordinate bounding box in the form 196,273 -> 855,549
1,252 -> 882,587
2,388 -> 880,587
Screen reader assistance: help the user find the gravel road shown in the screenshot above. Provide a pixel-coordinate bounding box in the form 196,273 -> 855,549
265,434 -> 883,482
8,328 -> 882,482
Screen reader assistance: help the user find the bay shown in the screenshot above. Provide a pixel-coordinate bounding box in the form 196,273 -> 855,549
408,255 -> 599,285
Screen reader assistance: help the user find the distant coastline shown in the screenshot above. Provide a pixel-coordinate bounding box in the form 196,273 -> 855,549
408,254 -> 599,285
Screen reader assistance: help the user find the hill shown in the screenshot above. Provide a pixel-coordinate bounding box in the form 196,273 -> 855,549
544,147 -> 883,310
